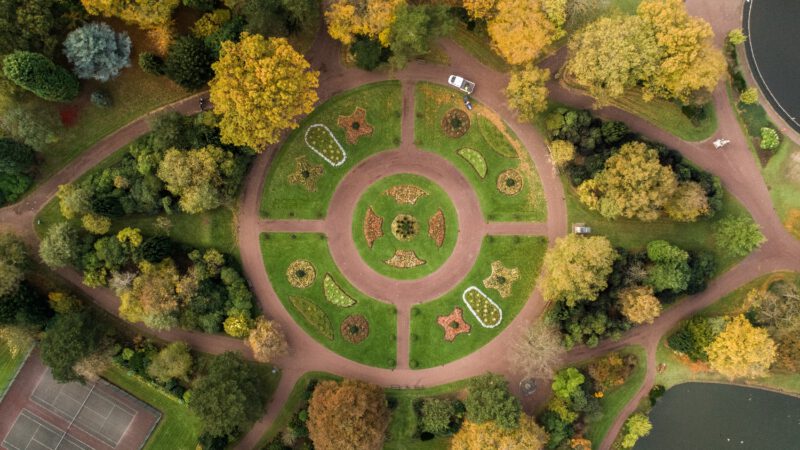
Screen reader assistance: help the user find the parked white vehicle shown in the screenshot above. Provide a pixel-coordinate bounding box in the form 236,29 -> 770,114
448,75 -> 475,94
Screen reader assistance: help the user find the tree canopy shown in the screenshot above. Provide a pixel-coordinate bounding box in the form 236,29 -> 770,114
506,65 -> 550,122
146,341 -> 193,382
80,0 -> 180,29
325,0 -> 404,46
0,232 -> 27,298
464,373 -> 521,429
451,414 -> 548,450
714,216 -> 765,257
542,234 -> 617,306
247,316 -> 288,363
63,22 -> 131,82
307,379 -> 390,450
2,51 -> 79,102
707,315 -> 776,379
40,310 -> 112,382
507,321 -> 564,378
619,285 -> 661,324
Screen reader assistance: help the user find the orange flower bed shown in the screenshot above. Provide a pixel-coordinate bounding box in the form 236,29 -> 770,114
437,307 -> 471,342
337,107 -> 374,144
428,209 -> 445,247
363,207 -> 384,248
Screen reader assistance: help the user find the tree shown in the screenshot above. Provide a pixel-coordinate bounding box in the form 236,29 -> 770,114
210,34 -> 319,150
81,213 -> 111,235
620,413 -> 652,449
485,0 -> 564,65
119,259 -> 180,330
551,367 -> 584,400
247,316 -> 288,363
619,285 -> 661,325
386,4 -> 453,68
325,0 -> 404,46
57,184 -> 91,219
307,379 -> 390,450
80,0 -> 180,29
464,373 -> 520,429
506,65 -> 550,122
157,145 -> 236,213
507,321 -> 564,378
63,22 -> 131,82
0,0 -> 66,57
587,352 -> 636,392
646,240 -> 690,293
138,51 -> 165,75
715,216 -> 765,257
542,234 -> 617,306
664,181 -> 710,222
39,222 -> 81,269
451,414 -> 547,450
707,315 -> 776,379
164,36 -> 214,90
2,51 -> 79,102
47,291 -> 83,314
577,142 -> 678,221
667,316 -> 716,361
548,140 -> 574,168
419,398 -> 459,435
759,127 -> 780,150
350,36 -> 385,70
566,15 -> 659,102
0,104 -> 60,149
739,87 -> 758,104
147,341 -> 193,382
0,138 -> 35,174
727,28 -> 747,46
0,233 -> 27,298
40,310 -> 112,382
223,313 -> 251,338
752,282 -> 800,333
190,351 -> 266,438
0,282 -> 50,327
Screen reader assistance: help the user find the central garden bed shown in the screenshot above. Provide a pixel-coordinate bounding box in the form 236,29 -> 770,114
352,174 -> 459,280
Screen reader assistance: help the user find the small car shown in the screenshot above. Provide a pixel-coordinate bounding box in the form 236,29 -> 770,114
448,75 -> 475,94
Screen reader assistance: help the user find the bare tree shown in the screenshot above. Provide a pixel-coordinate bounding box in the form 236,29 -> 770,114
507,321 -> 565,379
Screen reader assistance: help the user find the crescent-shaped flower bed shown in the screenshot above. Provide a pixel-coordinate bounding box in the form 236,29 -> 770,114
363,207 -> 384,248
477,114 -> 518,158
323,274 -> 357,307
290,295 -> 334,340
305,124 -> 346,166
428,209 -> 446,248
457,148 -> 488,178
462,286 -> 502,328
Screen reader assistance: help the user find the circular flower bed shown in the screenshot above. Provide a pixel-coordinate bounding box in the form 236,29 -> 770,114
497,168 -> 524,196
441,108 -> 470,138
340,314 -> 370,344
286,260 -> 316,288
391,214 -> 419,241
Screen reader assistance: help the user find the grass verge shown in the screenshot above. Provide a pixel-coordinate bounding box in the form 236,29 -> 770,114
409,235 -> 547,368
0,343 -> 30,398
260,233 -> 397,368
607,89 -> 717,142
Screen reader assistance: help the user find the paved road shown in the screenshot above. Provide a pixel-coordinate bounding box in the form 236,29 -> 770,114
2,1 -> 799,448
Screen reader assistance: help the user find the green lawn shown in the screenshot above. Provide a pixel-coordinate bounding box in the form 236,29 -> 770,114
0,342 -> 30,399
564,178 -> 753,273
410,235 -> 547,368
260,233 -> 397,368
607,89 -> 718,142
448,24 -> 509,72
260,81 -> 403,219
583,346 -> 647,450
103,365 -> 202,450
610,0 -> 643,14
352,174 -> 458,280
414,82 -> 546,222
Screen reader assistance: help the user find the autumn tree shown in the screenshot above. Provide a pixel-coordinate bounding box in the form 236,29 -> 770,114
664,181 -> 710,222
507,321 -> 564,378
307,379 -> 390,450
119,259 -> 180,330
707,315 -> 776,379
40,310 -> 113,382
727,28 -> 747,46
0,233 -> 27,298
619,285 -> 661,325
542,234 -> 617,306
451,414 -> 548,450
157,145 -> 236,214
325,0 -> 404,46
620,413 -> 652,449
39,222 -> 82,269
80,0 -> 180,29
464,373 -> 520,429
81,213 -> 111,235
247,316 -> 288,363
548,140 -> 575,168
752,282 -> 800,333
739,87 -> 758,105
209,33 -> 319,150
577,142 -> 678,221
147,341 -> 193,382
487,0 -> 564,65
715,216 -> 765,257
506,65 -> 550,122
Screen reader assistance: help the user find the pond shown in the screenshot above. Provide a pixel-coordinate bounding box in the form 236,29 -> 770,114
744,0 -> 800,133
635,383 -> 800,450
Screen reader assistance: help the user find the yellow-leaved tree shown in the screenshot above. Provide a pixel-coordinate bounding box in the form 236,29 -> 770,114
488,0 -> 564,65
325,0 -> 405,45
707,315 -> 777,379
664,181 -> 710,222
619,285 -> 662,325
505,64 -> 551,122
210,33 -> 319,151
541,234 -> 618,306
80,0 -> 180,29
451,414 -> 548,450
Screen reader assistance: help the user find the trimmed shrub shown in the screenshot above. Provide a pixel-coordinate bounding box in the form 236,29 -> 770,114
164,36 -> 214,90
90,90 -> 112,108
63,22 -> 131,82
139,52 -> 165,75
759,127 -> 780,150
2,51 -> 79,102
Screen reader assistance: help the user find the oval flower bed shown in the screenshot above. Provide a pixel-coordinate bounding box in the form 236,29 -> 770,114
323,274 -> 357,307
305,124 -> 346,166
289,295 -> 334,340
462,286 -> 502,328
457,148 -> 488,178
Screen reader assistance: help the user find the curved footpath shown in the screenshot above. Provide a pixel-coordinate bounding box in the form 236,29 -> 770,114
1,1 -> 800,448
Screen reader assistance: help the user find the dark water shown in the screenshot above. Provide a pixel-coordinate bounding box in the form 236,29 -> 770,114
635,383 -> 800,450
744,0 -> 800,133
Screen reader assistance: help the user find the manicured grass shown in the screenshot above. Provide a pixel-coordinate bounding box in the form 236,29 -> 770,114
583,346 -> 647,450
610,0 -> 642,14
448,24 -> 509,72
414,82 -> 547,222
0,343 -> 30,399
563,178 -> 753,273
260,81 -> 403,219
260,233 -> 397,368
409,235 -> 547,368
607,89 -> 718,142
103,365 -> 202,450
352,174 -> 458,280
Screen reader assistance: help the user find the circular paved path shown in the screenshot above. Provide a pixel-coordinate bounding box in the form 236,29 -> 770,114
3,2 -> 800,448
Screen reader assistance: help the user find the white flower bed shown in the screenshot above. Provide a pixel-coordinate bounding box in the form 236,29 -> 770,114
462,286 -> 502,328
305,124 -> 346,167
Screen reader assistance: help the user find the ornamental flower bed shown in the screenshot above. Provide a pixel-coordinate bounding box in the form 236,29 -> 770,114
441,108 -> 470,138
305,124 -> 346,166
462,286 -> 502,328
337,107 -> 374,144
340,314 -> 370,344
428,209 -> 446,248
457,148 -> 488,178
385,184 -> 428,205
290,295 -> 334,340
323,274 -> 357,307
363,207 -> 384,248
482,260 -> 520,298
384,250 -> 426,268
287,156 -> 324,192
286,260 -> 316,288
477,114 -> 518,158
437,307 -> 471,341
497,168 -> 524,196
391,214 -> 419,241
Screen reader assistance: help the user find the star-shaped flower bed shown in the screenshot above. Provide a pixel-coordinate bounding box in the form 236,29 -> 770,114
483,260 -> 520,298
337,106 -> 374,144
437,307 -> 471,342
287,156 -> 324,191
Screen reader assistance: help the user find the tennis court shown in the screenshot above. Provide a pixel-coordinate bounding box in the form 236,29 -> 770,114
2,409 -> 91,450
